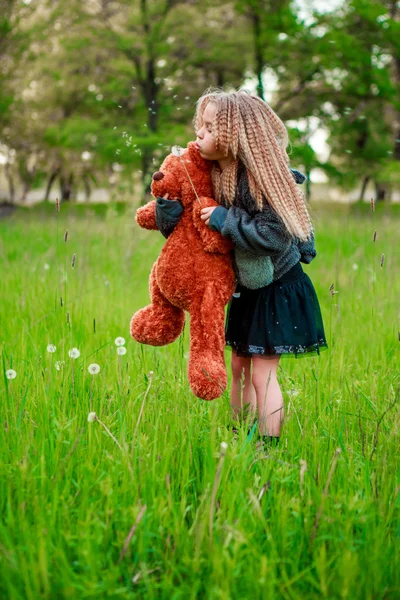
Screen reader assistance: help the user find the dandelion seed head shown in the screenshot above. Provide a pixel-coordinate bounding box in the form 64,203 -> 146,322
47,344 -> 56,353
171,145 -> 183,157
220,441 -> 228,451
55,361 -> 65,371
352,263 -> 359,270
88,363 -> 100,375
117,346 -> 127,356
87,412 -> 97,423
114,337 -> 126,347
44,263 -> 50,270
68,348 -> 80,359
6,369 -> 17,380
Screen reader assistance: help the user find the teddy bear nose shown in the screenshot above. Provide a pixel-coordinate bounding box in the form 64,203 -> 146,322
152,171 -> 164,181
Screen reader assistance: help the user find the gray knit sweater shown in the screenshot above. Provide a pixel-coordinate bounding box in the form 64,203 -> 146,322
155,163 -> 316,288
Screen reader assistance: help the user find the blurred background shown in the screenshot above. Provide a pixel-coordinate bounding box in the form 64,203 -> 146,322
0,0 -> 399,208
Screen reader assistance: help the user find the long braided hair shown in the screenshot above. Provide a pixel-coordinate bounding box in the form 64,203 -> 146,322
192,87 -> 313,241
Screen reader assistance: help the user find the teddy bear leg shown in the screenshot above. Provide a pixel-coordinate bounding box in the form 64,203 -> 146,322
187,288 -> 227,401
130,264 -> 185,346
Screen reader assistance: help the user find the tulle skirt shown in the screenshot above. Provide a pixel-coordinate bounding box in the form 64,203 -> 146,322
225,261 -> 328,358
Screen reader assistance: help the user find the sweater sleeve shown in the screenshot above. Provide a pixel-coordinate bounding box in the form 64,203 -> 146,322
219,205 -> 292,257
155,197 -> 184,239
298,231 -> 317,263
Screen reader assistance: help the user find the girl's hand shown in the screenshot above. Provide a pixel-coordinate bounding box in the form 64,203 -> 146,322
200,206 -> 217,226
162,193 -> 180,201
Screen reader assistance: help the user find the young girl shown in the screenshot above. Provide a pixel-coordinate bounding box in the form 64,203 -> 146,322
155,88 -> 328,449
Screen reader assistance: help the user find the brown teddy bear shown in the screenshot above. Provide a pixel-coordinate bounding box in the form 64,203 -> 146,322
130,141 -> 236,400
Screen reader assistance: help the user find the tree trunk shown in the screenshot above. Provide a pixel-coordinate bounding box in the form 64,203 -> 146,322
60,173 -> 75,201
83,174 -> 92,201
251,10 -> 265,100
44,167 -> 61,202
359,175 -> 370,202
375,181 -> 389,203
4,163 -> 15,204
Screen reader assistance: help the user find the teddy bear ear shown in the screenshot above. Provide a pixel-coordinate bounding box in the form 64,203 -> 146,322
152,171 -> 164,181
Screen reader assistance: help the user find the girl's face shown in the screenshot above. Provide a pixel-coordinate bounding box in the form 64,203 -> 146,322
196,102 -> 232,161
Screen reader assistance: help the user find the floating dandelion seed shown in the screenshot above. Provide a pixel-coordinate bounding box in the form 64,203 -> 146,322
6,369 -> 17,380
47,344 -> 56,353
380,253 -> 385,267
64,230 -> 69,242
88,363 -> 100,375
370,197 -> 375,212
87,412 -> 97,423
55,361 -> 65,371
117,346 -> 127,356
68,348 -> 80,359
71,253 -> 76,268
373,230 -> 377,242
115,337 -> 126,347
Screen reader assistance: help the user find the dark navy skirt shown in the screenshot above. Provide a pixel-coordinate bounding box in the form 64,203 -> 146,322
225,261 -> 328,358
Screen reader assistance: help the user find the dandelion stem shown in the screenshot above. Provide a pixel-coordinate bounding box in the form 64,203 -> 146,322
96,416 -> 123,451
117,504 -> 147,564
132,371 -> 153,452
177,155 -> 201,204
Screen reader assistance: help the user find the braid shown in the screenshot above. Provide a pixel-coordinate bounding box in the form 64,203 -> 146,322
193,87 -> 313,241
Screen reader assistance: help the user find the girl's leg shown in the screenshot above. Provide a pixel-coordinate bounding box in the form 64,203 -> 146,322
251,355 -> 284,437
230,350 -> 257,424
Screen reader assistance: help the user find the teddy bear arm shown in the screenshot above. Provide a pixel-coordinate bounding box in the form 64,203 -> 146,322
135,200 -> 158,230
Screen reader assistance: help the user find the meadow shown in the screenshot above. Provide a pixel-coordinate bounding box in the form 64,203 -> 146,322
0,200 -> 399,599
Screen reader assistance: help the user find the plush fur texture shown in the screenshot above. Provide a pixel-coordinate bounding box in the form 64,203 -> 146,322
130,141 -> 236,401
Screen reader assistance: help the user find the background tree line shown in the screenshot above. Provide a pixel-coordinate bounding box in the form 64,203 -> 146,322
0,0 -> 399,204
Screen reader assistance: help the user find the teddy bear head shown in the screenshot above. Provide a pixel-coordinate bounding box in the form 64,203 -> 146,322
151,141 -> 213,207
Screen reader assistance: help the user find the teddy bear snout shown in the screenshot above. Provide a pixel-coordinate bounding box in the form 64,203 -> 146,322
152,171 -> 164,181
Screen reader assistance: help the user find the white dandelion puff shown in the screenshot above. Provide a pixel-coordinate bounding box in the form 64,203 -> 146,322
68,348 -> 80,359
114,337 -> 126,347
117,346 -> 127,356
87,412 -> 97,423
220,441 -> 228,451
88,363 -> 100,375
6,369 -> 17,380
171,145 -> 183,157
47,344 -> 57,353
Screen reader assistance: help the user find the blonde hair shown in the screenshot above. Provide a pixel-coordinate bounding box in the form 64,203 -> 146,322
193,87 -> 313,241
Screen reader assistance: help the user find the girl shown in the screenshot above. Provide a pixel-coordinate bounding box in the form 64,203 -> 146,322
156,88 -> 328,450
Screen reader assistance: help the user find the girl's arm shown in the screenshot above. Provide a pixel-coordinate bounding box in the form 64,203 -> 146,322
208,204 -> 292,257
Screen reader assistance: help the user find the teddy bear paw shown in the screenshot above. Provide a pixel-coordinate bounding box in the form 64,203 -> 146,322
188,358 -> 227,401
130,306 -> 185,346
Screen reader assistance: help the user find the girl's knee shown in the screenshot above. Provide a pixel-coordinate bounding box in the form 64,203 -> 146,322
231,351 -> 251,380
251,356 -> 279,390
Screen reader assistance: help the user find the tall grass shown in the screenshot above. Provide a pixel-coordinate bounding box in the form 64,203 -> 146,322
0,201 -> 399,599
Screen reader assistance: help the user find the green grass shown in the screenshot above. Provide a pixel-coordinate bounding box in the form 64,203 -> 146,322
0,200 -> 399,599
